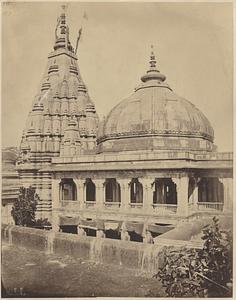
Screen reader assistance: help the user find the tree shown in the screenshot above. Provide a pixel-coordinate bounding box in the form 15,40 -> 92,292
11,186 -> 39,226
156,217 -> 232,297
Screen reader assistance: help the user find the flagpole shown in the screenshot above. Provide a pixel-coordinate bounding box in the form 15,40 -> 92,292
75,11 -> 88,55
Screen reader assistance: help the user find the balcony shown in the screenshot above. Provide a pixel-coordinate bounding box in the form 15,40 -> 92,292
153,203 -> 177,215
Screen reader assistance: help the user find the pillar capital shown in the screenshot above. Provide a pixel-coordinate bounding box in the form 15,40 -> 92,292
172,175 -> 189,185
53,177 -> 61,183
93,179 -> 105,189
117,178 -> 131,187
74,178 -> 85,188
138,178 -> 154,189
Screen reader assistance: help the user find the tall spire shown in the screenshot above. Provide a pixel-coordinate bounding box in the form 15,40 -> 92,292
141,45 -> 166,83
54,5 -> 73,52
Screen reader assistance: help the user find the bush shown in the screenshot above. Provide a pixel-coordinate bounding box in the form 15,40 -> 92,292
156,217 -> 232,297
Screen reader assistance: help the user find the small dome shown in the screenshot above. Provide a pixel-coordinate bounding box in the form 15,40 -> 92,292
97,49 -> 214,153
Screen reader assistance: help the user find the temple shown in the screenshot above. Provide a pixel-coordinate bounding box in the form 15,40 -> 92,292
16,10 -> 233,242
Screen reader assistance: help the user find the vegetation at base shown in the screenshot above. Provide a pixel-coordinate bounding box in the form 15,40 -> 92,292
34,218 -> 52,228
11,186 -> 51,228
155,217 -> 232,297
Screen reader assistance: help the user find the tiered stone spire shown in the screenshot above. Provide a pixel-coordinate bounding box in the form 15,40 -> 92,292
18,8 -> 99,164
17,8 -> 99,218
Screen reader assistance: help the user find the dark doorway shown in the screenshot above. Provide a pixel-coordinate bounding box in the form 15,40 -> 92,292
105,229 -> 121,240
85,178 -> 96,202
85,228 -> 97,237
105,179 -> 121,203
130,178 -> 143,203
129,231 -> 143,242
60,178 -> 77,201
60,225 -> 78,234
153,178 -> 177,204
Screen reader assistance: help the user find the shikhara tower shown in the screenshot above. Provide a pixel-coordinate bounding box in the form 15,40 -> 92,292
17,10 -> 99,219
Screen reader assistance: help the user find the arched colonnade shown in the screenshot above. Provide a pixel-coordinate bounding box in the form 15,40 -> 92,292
52,176 -> 232,215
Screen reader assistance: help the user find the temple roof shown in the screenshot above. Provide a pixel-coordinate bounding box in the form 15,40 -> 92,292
18,9 -> 99,163
97,48 -> 214,153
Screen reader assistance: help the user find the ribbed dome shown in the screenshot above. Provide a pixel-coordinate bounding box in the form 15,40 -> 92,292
97,49 -> 214,153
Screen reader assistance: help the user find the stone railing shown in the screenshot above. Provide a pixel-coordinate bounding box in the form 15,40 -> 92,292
84,201 -> 96,209
153,203 -> 177,215
129,203 -> 143,209
197,202 -> 224,211
104,202 -> 121,209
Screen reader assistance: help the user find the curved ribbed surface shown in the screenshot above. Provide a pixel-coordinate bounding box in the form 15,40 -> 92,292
98,80 -> 214,153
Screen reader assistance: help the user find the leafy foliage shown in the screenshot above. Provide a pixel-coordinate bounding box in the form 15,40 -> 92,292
199,216 -> 232,297
11,186 -> 39,226
156,217 -> 232,297
34,218 -> 51,227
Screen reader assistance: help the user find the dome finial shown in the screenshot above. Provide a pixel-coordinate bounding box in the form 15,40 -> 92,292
140,44 -> 166,83
149,45 -> 157,69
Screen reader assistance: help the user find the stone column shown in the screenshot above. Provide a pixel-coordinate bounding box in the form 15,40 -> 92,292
51,178 -> 61,210
93,179 -> 105,209
118,179 -> 130,212
173,176 -> 189,217
120,222 -> 130,241
97,229 -> 105,238
139,179 -> 153,213
51,178 -> 61,232
77,226 -> 86,236
189,178 -> 199,209
213,178 -> 218,202
219,178 -> 233,213
142,223 -> 154,244
192,181 -> 199,207
74,179 -> 85,210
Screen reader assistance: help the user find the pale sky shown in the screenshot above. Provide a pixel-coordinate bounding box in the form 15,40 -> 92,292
2,2 -> 233,152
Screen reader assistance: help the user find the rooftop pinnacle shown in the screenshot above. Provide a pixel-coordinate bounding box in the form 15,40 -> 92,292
54,7 -> 74,52
141,45 -> 166,83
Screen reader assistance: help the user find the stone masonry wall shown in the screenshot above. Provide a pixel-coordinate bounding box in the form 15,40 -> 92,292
2,225 -> 165,274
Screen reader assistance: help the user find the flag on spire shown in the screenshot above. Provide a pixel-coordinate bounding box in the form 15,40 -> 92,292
75,27 -> 83,55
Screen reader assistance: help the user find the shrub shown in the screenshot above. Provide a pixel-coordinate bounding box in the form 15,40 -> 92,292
156,217 -> 232,297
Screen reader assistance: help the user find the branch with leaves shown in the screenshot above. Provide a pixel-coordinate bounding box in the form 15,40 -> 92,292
155,217 -> 232,297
